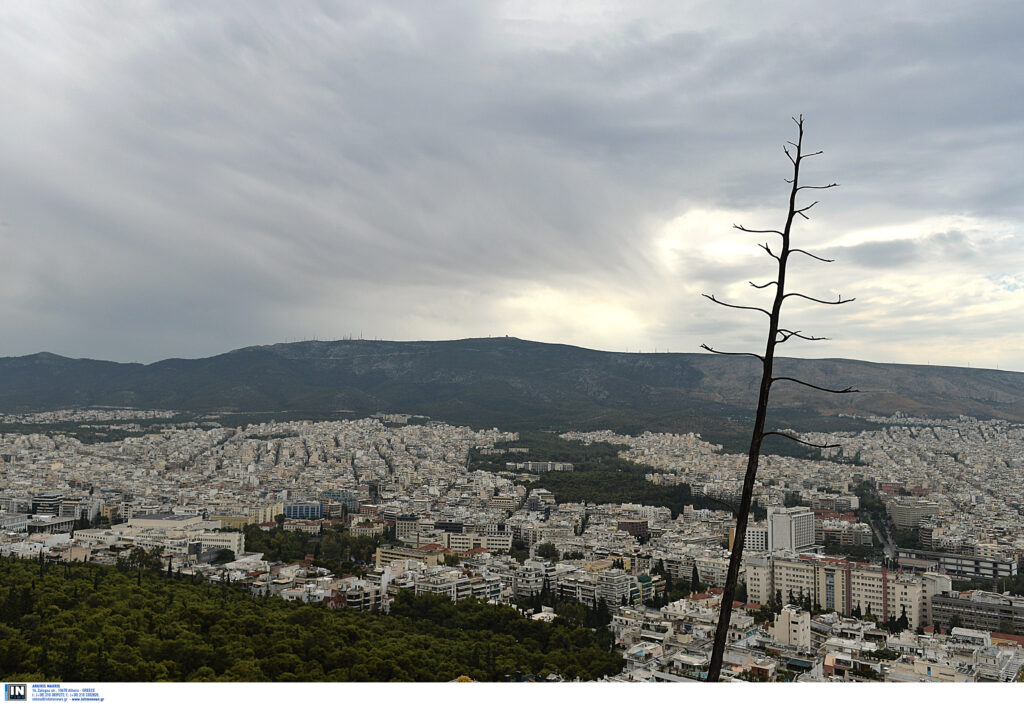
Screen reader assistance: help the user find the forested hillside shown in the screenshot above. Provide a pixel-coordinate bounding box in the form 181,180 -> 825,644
0,557 -> 622,682
3,339 -> 1023,444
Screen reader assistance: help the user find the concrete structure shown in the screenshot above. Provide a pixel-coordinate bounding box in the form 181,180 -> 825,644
617,519 -> 649,541
767,506 -> 815,552
0,513 -> 29,532
932,591 -> 1024,635
507,461 -> 574,473
27,515 -> 75,534
730,525 -> 768,552
895,548 -> 1018,581
374,545 -> 442,568
745,552 -> 952,629
283,502 -> 322,520
443,531 -> 512,553
31,492 -> 64,516
770,605 -> 812,650
888,498 -> 939,530
414,568 -> 502,602
127,514 -> 203,530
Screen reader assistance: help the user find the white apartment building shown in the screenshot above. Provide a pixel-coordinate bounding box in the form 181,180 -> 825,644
695,554 -> 731,588
414,568 -> 503,602
770,605 -> 811,650
730,524 -> 768,552
443,531 -> 513,553
888,498 -> 939,530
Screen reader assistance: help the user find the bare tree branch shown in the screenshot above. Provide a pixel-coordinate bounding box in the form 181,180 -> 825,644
749,280 -> 777,290
790,248 -> 834,263
782,145 -> 795,165
758,242 -> 780,260
783,292 -> 855,305
761,431 -> 840,449
771,376 -> 858,394
734,224 -> 783,236
700,344 -> 765,362
776,329 -> 830,343
794,200 -> 819,220
701,294 -> 771,316
797,182 -> 839,191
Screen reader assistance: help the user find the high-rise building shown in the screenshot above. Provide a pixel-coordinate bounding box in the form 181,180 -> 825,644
767,506 -> 815,552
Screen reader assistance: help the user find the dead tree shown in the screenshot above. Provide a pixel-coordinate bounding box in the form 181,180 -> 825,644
702,116 -> 856,681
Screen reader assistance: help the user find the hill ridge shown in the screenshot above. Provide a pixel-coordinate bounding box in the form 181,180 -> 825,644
1,339 -> 1023,438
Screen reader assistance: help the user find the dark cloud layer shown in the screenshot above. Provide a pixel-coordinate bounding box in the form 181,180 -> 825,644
1,2 -> 1022,369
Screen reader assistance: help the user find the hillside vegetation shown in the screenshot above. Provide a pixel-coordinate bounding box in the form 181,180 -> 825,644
0,557 -> 622,682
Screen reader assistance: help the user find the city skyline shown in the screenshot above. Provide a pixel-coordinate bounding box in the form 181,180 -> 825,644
2,2 -> 1022,370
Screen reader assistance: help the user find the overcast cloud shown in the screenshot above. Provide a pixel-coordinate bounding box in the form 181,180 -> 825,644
1,1 -> 1022,370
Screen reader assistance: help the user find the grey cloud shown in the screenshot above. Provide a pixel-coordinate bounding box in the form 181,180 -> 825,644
1,1 -> 1023,367
833,240 -> 920,269
821,229 -> 1021,271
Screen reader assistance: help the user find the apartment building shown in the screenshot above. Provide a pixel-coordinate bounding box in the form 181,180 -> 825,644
617,519 -> 649,541
395,514 -> 420,540
327,579 -> 384,612
888,498 -> 939,530
556,568 -> 642,608
512,560 -> 549,598
817,519 -> 874,547
443,531 -> 512,553
746,552 -> 952,628
488,495 -> 518,510
770,605 -> 812,650
414,568 -> 502,602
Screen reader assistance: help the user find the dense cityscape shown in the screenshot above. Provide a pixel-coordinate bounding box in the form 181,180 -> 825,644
2,407 -> 1022,682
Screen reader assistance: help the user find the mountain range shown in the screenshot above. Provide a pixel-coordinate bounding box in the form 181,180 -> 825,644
2,338 -> 1022,449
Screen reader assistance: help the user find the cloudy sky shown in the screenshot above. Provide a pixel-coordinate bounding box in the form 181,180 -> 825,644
2,1 -> 1022,370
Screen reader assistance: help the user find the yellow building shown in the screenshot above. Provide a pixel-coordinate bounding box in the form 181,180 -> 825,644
212,515 -> 254,530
